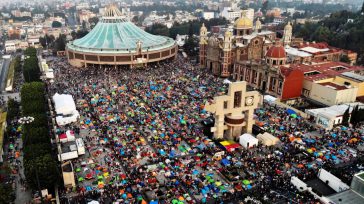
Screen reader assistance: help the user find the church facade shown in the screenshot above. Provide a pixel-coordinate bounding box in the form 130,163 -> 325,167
199,12 -> 304,101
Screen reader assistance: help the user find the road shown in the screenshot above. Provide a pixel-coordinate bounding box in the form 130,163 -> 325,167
0,56 -> 11,93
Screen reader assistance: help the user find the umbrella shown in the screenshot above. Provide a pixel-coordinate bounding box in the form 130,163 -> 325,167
178,196 -> 184,201
247,184 -> 252,189
243,180 -> 250,185
78,177 -> 84,182
76,168 -> 81,172
286,109 -> 296,115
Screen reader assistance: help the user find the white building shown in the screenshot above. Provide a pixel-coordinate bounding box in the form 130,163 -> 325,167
203,12 -> 215,20
242,8 -> 254,22
220,7 -> 241,21
306,102 -> 363,129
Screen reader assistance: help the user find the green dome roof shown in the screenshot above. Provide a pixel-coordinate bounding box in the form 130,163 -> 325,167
67,6 -> 175,54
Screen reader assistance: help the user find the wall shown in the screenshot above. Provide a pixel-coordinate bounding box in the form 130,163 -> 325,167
281,69 -> 304,100
309,84 -> 333,105
318,169 -> 350,193
335,76 -> 364,97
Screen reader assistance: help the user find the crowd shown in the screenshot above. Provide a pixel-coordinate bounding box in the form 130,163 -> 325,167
48,55 -> 363,204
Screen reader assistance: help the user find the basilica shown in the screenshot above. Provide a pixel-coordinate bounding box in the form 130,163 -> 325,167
199,11 -> 304,101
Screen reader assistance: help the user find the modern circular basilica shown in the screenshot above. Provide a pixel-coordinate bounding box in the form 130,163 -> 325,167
66,5 -> 178,68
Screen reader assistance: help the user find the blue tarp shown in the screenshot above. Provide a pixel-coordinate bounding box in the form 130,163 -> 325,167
286,109 -> 296,115
221,158 -> 230,166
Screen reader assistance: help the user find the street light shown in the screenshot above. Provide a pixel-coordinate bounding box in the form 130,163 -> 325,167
18,116 -> 35,124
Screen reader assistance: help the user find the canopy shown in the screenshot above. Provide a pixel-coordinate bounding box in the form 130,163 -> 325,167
53,93 -> 77,115
239,133 -> 258,148
286,109 -> 296,115
257,132 -> 279,146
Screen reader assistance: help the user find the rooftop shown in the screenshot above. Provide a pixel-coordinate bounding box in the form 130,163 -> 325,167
319,82 -> 348,90
327,190 -> 364,204
67,6 -> 175,54
289,61 -> 364,82
340,72 -> 364,83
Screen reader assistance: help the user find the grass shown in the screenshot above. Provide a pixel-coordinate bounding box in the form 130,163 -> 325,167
358,172 -> 364,180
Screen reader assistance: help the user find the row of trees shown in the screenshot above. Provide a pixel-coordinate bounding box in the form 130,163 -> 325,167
342,105 -> 364,127
39,34 -> 67,52
23,47 -> 40,82
21,82 -> 60,190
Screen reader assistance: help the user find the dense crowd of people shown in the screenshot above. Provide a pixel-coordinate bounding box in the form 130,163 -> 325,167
46,55 -> 363,204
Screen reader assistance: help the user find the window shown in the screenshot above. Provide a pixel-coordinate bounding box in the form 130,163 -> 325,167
273,60 -> 276,65
234,91 -> 242,108
224,101 -> 228,109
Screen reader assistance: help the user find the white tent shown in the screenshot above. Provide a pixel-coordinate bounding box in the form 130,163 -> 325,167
66,130 -> 76,142
263,95 -> 277,103
53,93 -> 77,115
56,110 -> 80,126
257,132 -> 279,146
239,133 -> 258,149
223,79 -> 232,84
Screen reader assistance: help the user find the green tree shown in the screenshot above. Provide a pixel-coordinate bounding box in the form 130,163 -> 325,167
51,21 -> 62,28
145,23 -> 170,37
0,183 -> 14,203
313,26 -> 332,42
88,17 -> 99,29
54,34 -> 67,51
6,99 -> 19,123
24,154 -> 59,189
350,105 -> 359,126
183,36 -> 198,57
342,107 -> 350,126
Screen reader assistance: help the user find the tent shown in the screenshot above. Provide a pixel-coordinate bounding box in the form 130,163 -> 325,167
239,133 -> 258,149
66,130 -> 76,142
59,133 -> 68,143
221,158 -> 231,166
53,93 -> 77,115
257,132 -> 279,146
286,109 -> 296,115
263,95 -> 277,103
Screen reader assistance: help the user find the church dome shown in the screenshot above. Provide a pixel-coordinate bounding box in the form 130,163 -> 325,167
234,16 -> 253,28
266,44 -> 286,59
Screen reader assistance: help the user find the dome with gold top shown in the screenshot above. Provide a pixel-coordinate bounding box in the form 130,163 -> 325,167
234,13 -> 253,28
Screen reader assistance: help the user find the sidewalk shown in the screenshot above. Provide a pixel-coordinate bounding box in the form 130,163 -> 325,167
14,137 -> 31,204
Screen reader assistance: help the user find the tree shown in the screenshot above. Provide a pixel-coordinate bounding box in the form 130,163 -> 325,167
342,107 -> 350,126
145,23 -> 169,37
183,36 -> 198,57
350,105 -> 359,126
313,26 -> 332,43
24,154 -> 59,189
54,34 -> 67,51
39,35 -> 55,48
82,20 -> 87,30
52,21 -> 62,28
0,183 -> 14,203
88,17 -> 99,29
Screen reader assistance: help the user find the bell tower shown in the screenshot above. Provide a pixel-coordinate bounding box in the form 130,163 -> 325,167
199,23 -> 208,68
221,30 -> 233,77
283,22 -> 292,46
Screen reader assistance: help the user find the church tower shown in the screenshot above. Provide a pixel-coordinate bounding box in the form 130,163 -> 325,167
283,22 -> 292,46
255,18 -> 262,33
221,30 -> 233,77
199,23 -> 208,68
